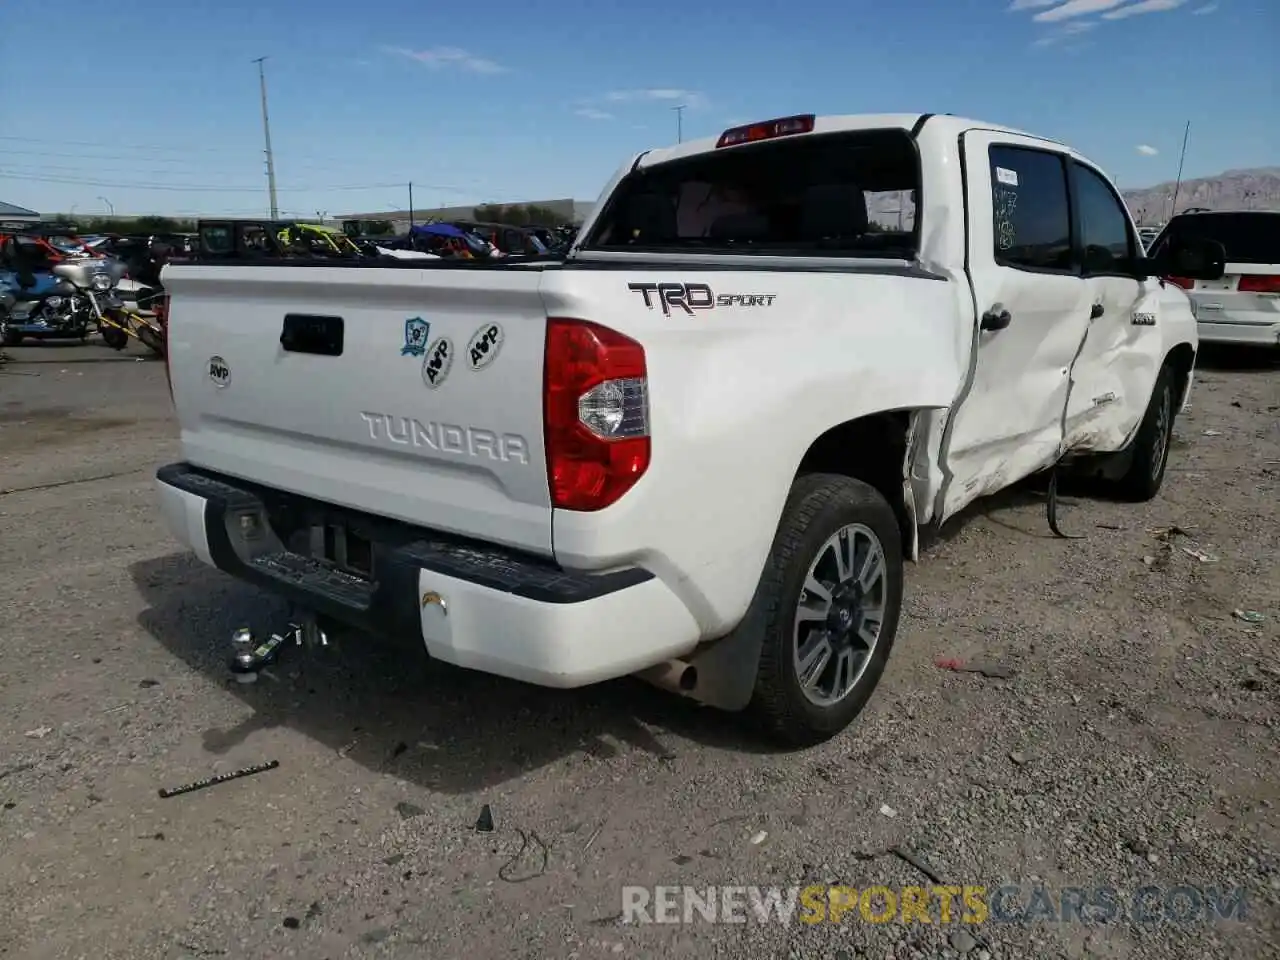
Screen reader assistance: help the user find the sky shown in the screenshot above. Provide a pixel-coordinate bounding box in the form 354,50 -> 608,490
1,0 -> 1276,218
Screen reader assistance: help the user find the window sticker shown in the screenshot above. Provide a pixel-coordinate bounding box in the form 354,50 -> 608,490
995,167 -> 1019,187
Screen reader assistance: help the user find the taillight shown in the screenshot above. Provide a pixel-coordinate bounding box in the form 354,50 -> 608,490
1164,276 -> 1195,289
543,318 -> 650,511
1238,274 -> 1280,294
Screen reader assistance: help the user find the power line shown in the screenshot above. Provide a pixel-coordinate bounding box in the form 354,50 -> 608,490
0,134 -> 246,155
0,169 -> 413,193
0,148 -> 358,174
1,162 -> 270,180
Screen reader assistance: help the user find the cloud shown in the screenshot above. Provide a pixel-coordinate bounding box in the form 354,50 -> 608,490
1033,19 -> 1097,44
1104,0 -> 1188,18
1033,0 -> 1127,21
574,107 -> 614,121
1136,144 -> 1159,155
603,88 -> 709,109
384,46 -> 507,75
1008,0 -> 1058,8
1192,2 -> 1218,11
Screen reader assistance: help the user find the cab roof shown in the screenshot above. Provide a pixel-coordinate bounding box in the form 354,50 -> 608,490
636,113 -> 1052,169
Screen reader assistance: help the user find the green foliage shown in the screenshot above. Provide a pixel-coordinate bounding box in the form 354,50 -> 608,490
472,203 -> 567,227
341,218 -> 395,238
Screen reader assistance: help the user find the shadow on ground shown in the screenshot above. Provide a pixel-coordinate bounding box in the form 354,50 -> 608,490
1196,343 -> 1280,373
130,553 -> 782,795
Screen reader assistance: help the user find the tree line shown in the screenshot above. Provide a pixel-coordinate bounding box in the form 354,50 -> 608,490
50,215 -> 197,235
471,204 -> 570,227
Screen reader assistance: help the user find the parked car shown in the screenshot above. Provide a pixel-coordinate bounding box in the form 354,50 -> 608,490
154,112 -> 1223,744
1137,226 -> 1162,252
452,221 -> 548,256
1147,211 -> 1279,348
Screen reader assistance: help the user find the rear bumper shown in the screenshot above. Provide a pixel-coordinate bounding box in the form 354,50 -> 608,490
1196,317 -> 1280,348
154,463 -> 700,687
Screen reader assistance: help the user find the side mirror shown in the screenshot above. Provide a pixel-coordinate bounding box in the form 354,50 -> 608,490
1138,235 -> 1226,282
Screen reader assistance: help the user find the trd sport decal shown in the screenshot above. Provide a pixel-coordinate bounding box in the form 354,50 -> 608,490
627,282 -> 777,316
1131,312 -> 1157,326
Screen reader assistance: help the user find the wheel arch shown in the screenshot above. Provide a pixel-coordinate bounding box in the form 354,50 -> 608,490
1165,339 -> 1196,411
794,409 -> 924,562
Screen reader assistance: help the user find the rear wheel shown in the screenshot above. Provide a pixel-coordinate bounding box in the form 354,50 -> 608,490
1112,363 -> 1176,502
746,474 -> 904,746
1,321 -> 22,347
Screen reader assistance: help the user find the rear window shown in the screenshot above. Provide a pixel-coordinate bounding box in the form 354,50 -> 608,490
1152,212 -> 1280,264
584,129 -> 920,258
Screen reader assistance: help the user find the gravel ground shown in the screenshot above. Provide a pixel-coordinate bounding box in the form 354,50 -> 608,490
0,341 -> 1277,960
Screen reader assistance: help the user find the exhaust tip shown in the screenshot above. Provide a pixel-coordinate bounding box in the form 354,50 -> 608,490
678,665 -> 698,692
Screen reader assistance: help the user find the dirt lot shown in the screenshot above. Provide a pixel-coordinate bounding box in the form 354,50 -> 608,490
1,341 -> 1277,960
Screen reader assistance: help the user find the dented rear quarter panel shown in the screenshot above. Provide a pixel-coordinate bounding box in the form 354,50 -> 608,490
541,266 -> 970,635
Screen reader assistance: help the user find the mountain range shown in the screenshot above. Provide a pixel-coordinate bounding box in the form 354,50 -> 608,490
1120,166 -> 1280,225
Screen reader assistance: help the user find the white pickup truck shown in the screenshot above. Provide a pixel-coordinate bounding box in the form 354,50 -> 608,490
155,113 -> 1225,744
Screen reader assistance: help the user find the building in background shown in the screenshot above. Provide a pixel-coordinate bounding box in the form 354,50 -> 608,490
0,201 -> 42,229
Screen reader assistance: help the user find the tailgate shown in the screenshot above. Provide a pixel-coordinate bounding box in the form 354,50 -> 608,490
163,264 -> 553,555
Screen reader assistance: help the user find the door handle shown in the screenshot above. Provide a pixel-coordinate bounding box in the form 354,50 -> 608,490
1090,303 -> 1105,319
280,313 -> 344,356
980,305 -> 1012,332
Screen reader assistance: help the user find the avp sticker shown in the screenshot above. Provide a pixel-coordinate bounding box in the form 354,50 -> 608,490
995,166 -> 1019,187
421,337 -> 453,389
208,356 -> 230,388
402,317 -> 430,356
466,322 -> 504,371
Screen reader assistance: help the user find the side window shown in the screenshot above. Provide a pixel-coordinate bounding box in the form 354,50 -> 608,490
988,145 -> 1073,272
1074,163 -> 1136,274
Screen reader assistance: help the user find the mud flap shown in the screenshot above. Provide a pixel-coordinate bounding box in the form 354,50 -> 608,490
666,598 -> 769,713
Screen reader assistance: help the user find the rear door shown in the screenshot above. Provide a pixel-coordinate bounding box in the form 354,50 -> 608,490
1155,212 -> 1280,338
165,264 -> 555,555
942,132 -> 1092,517
1062,158 -> 1163,451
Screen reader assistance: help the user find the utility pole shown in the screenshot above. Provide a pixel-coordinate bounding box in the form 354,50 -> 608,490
673,104 -> 686,144
253,57 -> 279,219
408,182 -> 415,228
1166,120 -> 1191,221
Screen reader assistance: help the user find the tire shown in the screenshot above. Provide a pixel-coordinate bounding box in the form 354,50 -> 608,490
1112,363 -> 1176,502
746,473 -> 904,746
2,326 -> 22,346
137,323 -> 164,358
100,324 -> 128,350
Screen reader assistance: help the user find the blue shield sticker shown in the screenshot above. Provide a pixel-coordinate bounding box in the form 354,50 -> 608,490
402,317 -> 430,356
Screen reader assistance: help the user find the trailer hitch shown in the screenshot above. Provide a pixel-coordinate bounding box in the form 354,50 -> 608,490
228,615 -> 329,683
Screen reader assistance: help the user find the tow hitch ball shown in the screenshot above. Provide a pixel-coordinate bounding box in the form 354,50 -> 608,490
228,617 -> 329,683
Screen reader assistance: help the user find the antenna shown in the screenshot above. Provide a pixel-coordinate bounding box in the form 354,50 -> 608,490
252,57 -> 279,219
673,104 -> 686,144
1167,120 -> 1191,221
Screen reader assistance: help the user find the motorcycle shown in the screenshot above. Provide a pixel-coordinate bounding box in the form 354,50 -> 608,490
0,267 -> 93,346
49,259 -> 165,358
